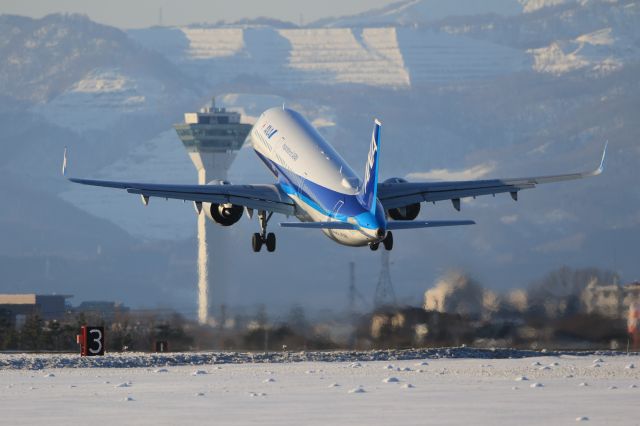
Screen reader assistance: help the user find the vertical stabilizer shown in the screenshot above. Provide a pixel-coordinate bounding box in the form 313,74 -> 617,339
359,119 -> 381,213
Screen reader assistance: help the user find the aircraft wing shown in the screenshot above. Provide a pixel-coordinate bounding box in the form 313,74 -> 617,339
378,143 -> 607,211
68,177 -> 296,216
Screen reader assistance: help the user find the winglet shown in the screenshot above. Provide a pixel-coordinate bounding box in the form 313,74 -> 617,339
358,118 -> 382,213
588,141 -> 607,177
62,146 -> 68,176
597,141 -> 608,174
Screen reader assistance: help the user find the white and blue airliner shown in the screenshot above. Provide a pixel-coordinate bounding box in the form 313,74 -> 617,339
65,107 -> 606,252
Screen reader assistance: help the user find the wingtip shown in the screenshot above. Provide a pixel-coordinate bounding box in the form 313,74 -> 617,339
599,141 -> 608,172
62,146 -> 68,177
374,118 -> 382,126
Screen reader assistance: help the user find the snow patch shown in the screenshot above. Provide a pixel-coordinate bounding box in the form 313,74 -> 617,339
522,0 -> 572,13
181,28 -> 244,59
33,68 -> 171,132
528,28 -> 629,76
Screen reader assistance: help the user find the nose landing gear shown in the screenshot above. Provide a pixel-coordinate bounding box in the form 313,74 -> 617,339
252,210 -> 277,253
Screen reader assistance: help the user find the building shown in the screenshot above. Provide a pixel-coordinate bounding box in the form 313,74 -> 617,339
75,301 -> 130,320
0,294 -> 72,326
174,98 -> 252,325
582,280 -> 640,318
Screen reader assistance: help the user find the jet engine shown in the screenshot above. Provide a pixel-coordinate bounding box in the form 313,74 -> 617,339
201,180 -> 243,226
383,177 -> 421,220
388,203 -> 421,221
204,202 -> 243,226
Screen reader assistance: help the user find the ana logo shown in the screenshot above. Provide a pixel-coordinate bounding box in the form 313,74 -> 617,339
363,132 -> 378,193
262,123 -> 278,139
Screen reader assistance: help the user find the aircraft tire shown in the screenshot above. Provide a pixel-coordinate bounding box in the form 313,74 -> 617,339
369,242 -> 379,251
252,233 -> 263,252
266,233 -> 276,252
383,231 -> 393,251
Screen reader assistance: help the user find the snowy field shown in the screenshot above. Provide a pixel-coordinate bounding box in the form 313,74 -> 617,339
1,351 -> 638,425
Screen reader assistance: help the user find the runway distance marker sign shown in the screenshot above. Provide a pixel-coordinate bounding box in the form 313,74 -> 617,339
77,326 -> 105,356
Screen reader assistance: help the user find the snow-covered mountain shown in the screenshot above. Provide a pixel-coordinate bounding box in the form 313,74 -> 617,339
0,14 -> 191,103
126,1 -> 639,91
311,0 -> 524,27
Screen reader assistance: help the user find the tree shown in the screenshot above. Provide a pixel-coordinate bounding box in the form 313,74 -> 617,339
20,314 -> 44,351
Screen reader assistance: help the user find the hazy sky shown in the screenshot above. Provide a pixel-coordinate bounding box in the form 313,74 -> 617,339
0,0 -> 398,28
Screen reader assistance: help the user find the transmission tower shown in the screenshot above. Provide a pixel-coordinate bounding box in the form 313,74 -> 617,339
348,262 -> 367,314
374,251 -> 397,308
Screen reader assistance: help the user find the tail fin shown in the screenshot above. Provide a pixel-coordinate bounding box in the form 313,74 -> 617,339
359,119 -> 381,213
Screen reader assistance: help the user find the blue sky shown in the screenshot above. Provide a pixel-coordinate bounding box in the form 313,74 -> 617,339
1,0 -> 398,28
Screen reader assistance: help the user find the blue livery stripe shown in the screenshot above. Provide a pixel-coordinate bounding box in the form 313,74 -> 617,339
254,149 -> 379,230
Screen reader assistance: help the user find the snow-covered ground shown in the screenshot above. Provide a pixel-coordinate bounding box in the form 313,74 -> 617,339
1,351 -> 638,425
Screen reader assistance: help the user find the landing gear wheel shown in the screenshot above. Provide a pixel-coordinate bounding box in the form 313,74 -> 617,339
369,242 -> 379,251
265,232 -> 276,252
382,231 -> 394,251
252,210 -> 275,253
252,233 -> 263,252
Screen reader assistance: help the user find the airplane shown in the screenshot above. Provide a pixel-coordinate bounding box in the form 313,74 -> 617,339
64,106 -> 606,253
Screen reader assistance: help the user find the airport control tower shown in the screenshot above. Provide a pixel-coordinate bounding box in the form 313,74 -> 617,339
174,98 -> 252,325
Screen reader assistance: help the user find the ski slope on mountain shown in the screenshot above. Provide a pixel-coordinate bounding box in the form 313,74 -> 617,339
128,26 -> 530,88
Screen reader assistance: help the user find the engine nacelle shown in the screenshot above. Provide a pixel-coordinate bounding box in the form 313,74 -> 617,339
204,202 -> 243,226
388,203 -> 421,221
383,177 -> 421,220
383,177 -> 408,184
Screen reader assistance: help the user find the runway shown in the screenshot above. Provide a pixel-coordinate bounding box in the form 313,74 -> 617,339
1,353 -> 638,425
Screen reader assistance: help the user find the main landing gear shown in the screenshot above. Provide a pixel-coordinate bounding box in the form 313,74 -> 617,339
252,210 -> 276,253
370,231 -> 393,251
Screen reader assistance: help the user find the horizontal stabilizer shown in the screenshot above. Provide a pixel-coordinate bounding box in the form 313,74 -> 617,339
280,222 -> 358,230
386,220 -> 476,230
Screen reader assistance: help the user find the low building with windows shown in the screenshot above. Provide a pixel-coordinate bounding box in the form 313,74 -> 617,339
0,294 -> 73,326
